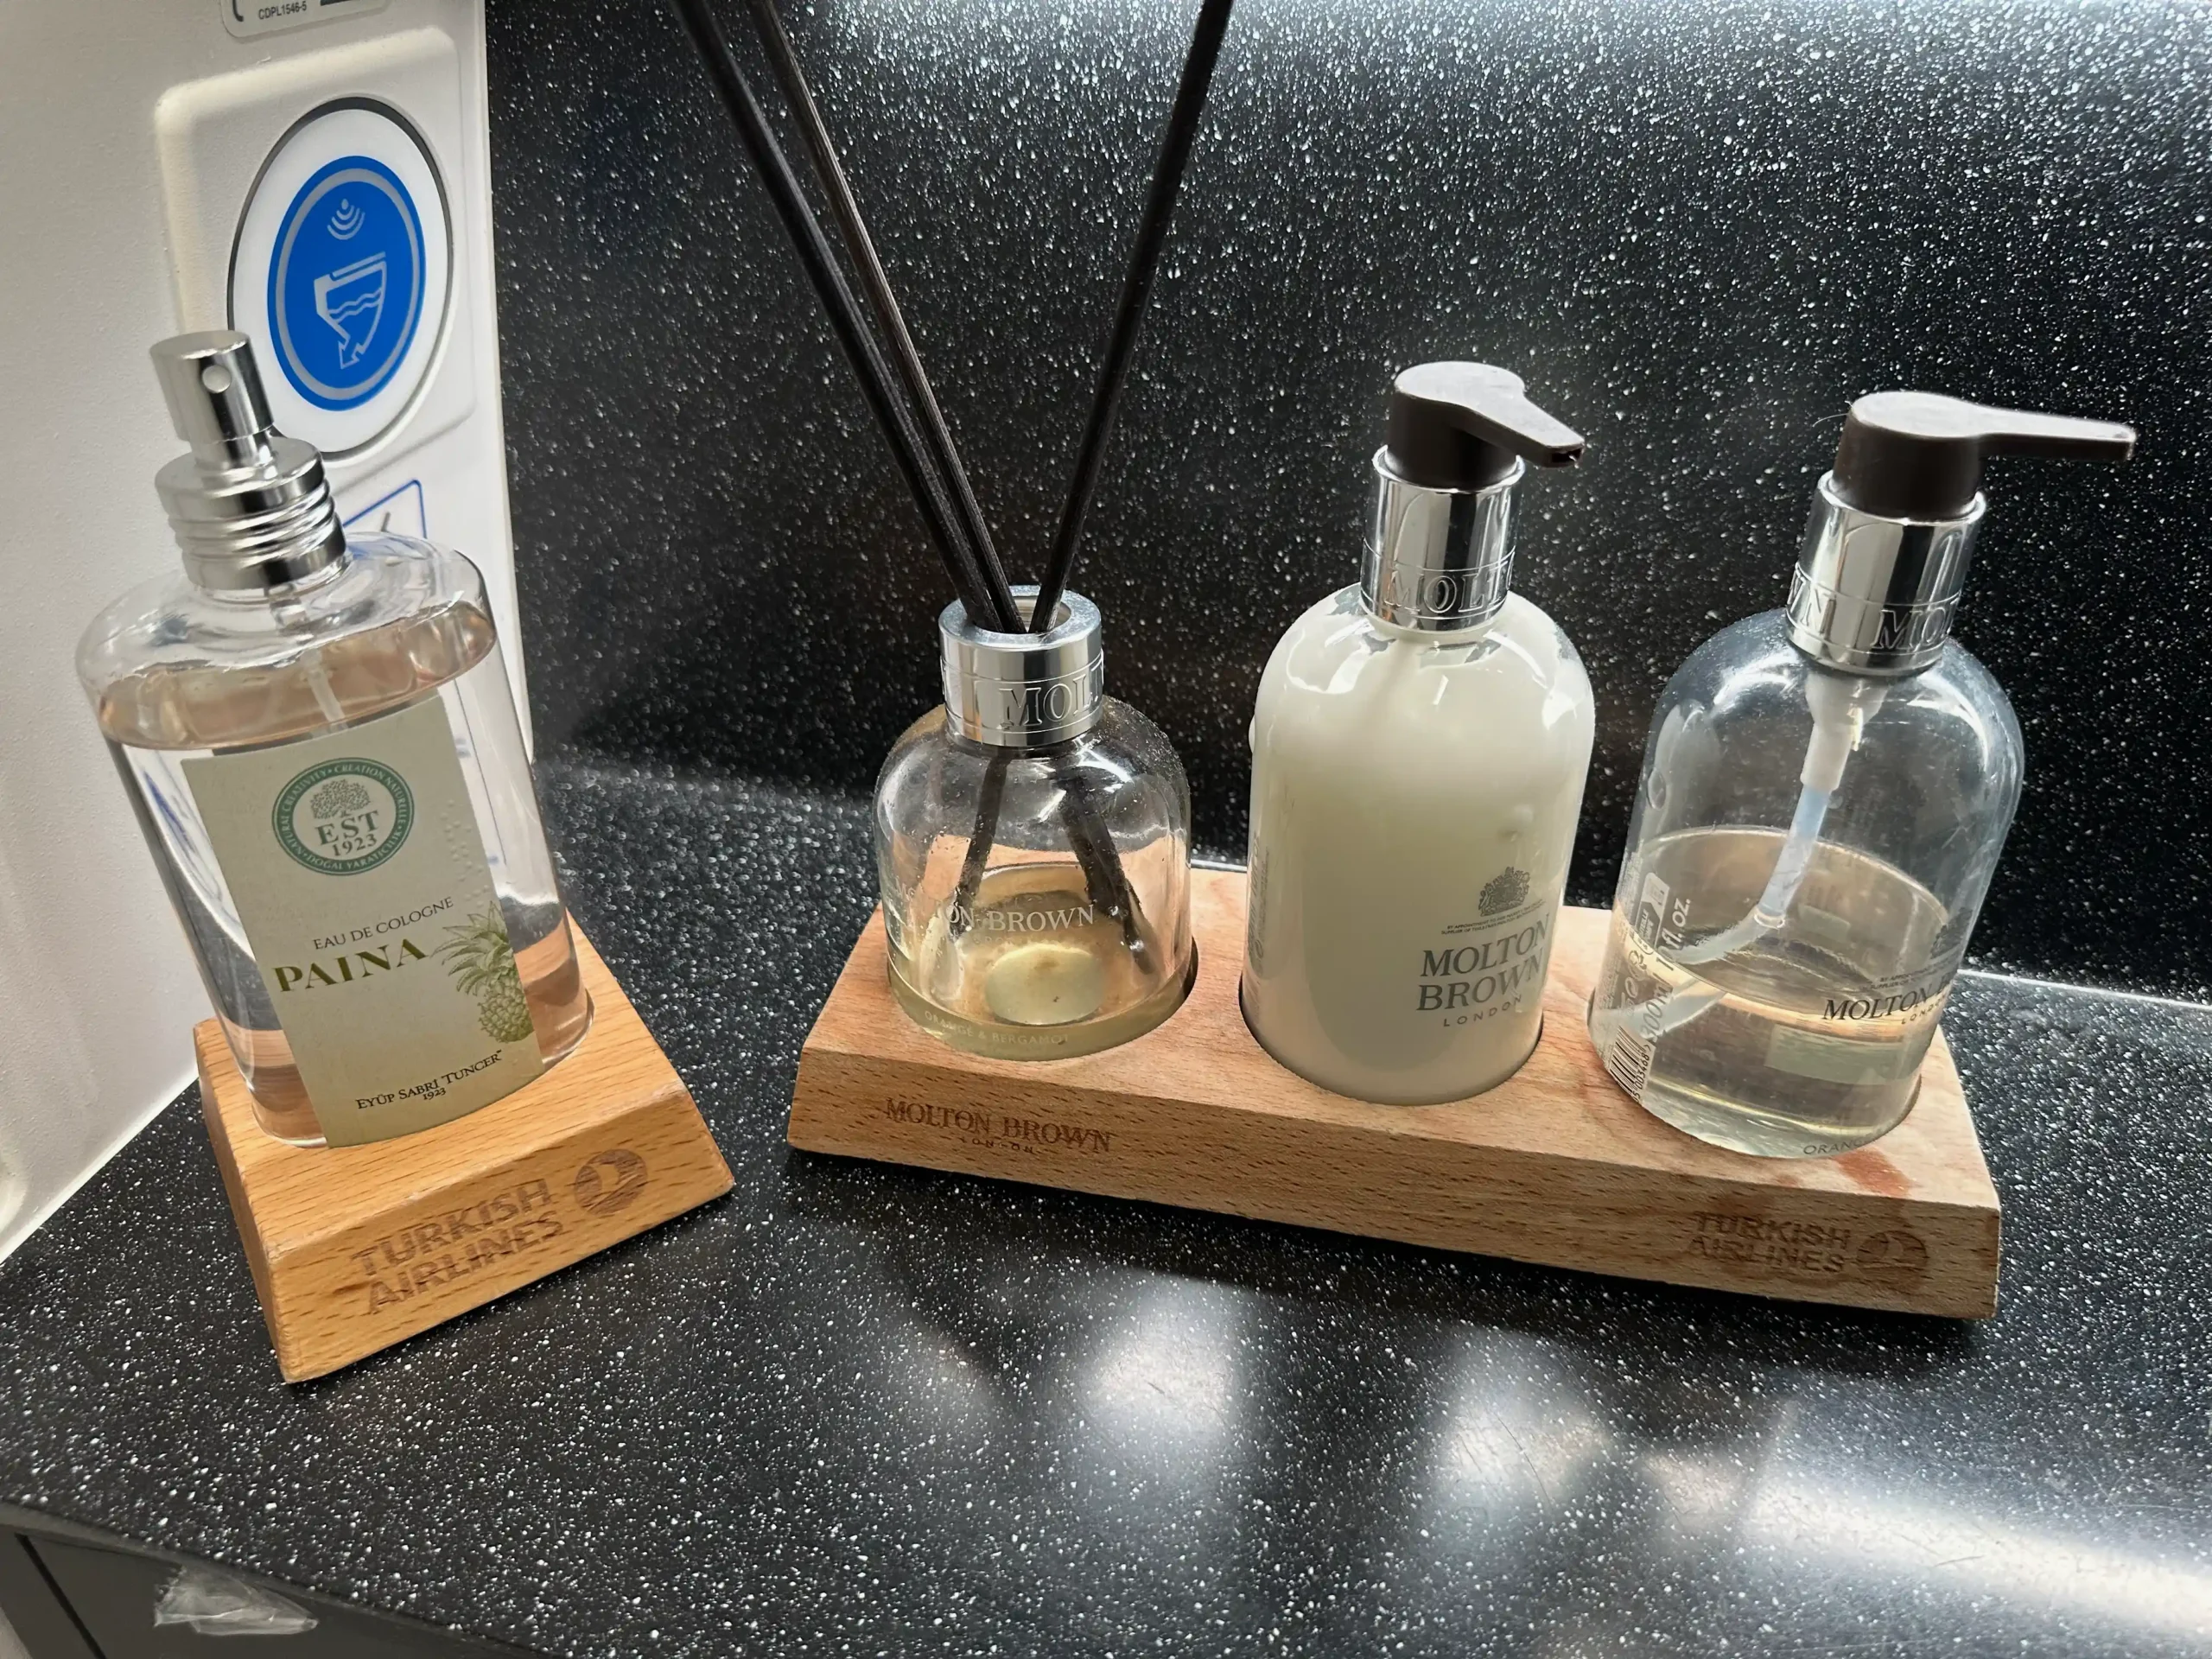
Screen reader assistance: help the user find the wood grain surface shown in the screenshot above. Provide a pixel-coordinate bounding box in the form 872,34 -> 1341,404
791,870 -> 2001,1318
199,928 -> 733,1381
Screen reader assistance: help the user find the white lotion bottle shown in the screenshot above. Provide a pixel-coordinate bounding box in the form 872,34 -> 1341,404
1243,363 -> 1593,1103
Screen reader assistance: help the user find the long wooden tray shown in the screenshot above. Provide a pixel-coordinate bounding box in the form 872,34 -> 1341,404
790,868 -> 1999,1318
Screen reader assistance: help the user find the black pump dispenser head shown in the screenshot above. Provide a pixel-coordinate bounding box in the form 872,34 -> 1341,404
1385,362 -> 1585,490
1363,362 -> 1585,632
1830,391 -> 2135,520
1789,389 -> 2137,674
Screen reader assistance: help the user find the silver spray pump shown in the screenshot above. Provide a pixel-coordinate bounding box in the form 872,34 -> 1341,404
149,331 -> 345,593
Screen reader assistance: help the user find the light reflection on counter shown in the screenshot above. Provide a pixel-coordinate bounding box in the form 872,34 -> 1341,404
1740,1468 -> 2212,1640
1638,1445 -> 1755,1541
1085,1281 -> 1243,1459
893,1332 -> 1003,1438
1423,1332 -> 1614,1522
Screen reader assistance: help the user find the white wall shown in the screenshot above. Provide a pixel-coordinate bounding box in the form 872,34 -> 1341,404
0,0 -> 511,1262
0,3 -> 212,1262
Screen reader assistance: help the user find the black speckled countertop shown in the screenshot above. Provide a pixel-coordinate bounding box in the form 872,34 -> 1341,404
3,760 -> 2210,1657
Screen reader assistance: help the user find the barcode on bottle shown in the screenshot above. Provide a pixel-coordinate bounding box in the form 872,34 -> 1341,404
1604,1027 -> 1654,1101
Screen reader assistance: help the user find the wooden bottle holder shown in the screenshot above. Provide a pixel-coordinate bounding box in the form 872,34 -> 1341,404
791,868 -> 2001,1317
199,930 -> 733,1381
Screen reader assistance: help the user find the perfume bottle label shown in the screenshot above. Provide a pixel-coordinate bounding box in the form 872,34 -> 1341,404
950,896 -> 1100,935
185,697 -> 542,1144
1599,868 -> 1686,1101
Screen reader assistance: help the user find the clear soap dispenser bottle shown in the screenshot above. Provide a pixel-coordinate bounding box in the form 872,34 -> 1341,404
77,333 -> 591,1147
1243,363 -> 1592,1103
1588,391 -> 2134,1157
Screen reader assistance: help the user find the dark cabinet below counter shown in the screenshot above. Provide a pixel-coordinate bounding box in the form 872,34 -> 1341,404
0,1515 -> 518,1659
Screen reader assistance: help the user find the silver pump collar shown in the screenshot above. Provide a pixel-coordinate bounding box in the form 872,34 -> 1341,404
149,332 -> 346,593
1785,471 -> 1984,675
940,587 -> 1105,747
1361,448 -> 1520,632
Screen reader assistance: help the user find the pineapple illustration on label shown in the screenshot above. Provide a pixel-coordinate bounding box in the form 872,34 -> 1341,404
440,906 -> 535,1044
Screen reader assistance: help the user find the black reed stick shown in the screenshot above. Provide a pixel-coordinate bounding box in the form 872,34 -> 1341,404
673,0 -> 1141,948
1055,761 -> 1144,946
946,750 -> 1007,938
1028,0 -> 1236,632
742,0 -> 1019,629
668,0 -> 1014,630
719,0 -> 1131,931
957,0 -> 1235,943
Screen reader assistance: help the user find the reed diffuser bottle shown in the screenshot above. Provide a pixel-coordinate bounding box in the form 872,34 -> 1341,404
78,333 -> 589,1147
876,591 -> 1194,1058
666,0 -> 1221,1060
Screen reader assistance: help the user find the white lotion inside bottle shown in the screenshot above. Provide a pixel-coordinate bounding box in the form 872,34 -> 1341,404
1243,363 -> 1593,1104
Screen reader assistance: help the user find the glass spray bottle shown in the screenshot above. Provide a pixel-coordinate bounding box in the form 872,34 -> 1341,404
1588,392 -> 2134,1157
77,333 -> 590,1147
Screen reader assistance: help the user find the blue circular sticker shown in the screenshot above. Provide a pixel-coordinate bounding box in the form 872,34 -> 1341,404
266,155 -> 425,411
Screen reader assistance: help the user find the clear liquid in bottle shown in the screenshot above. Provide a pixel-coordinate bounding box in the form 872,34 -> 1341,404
97,598 -> 590,1145
887,856 -> 1192,1062
1588,826 -> 1960,1158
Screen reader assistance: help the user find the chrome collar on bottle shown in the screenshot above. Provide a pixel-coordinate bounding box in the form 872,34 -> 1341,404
1360,449 -> 1520,632
1785,472 -> 1985,675
939,587 -> 1105,748
149,332 -> 346,593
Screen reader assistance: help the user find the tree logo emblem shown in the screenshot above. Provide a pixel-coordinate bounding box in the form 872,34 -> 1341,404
272,759 -> 413,874
1479,867 -> 1531,917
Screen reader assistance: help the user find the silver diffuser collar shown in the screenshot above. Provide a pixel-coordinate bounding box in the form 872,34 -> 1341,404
940,587 -> 1105,747
149,332 -> 346,593
1785,471 -> 1985,675
1361,448 -> 1520,632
